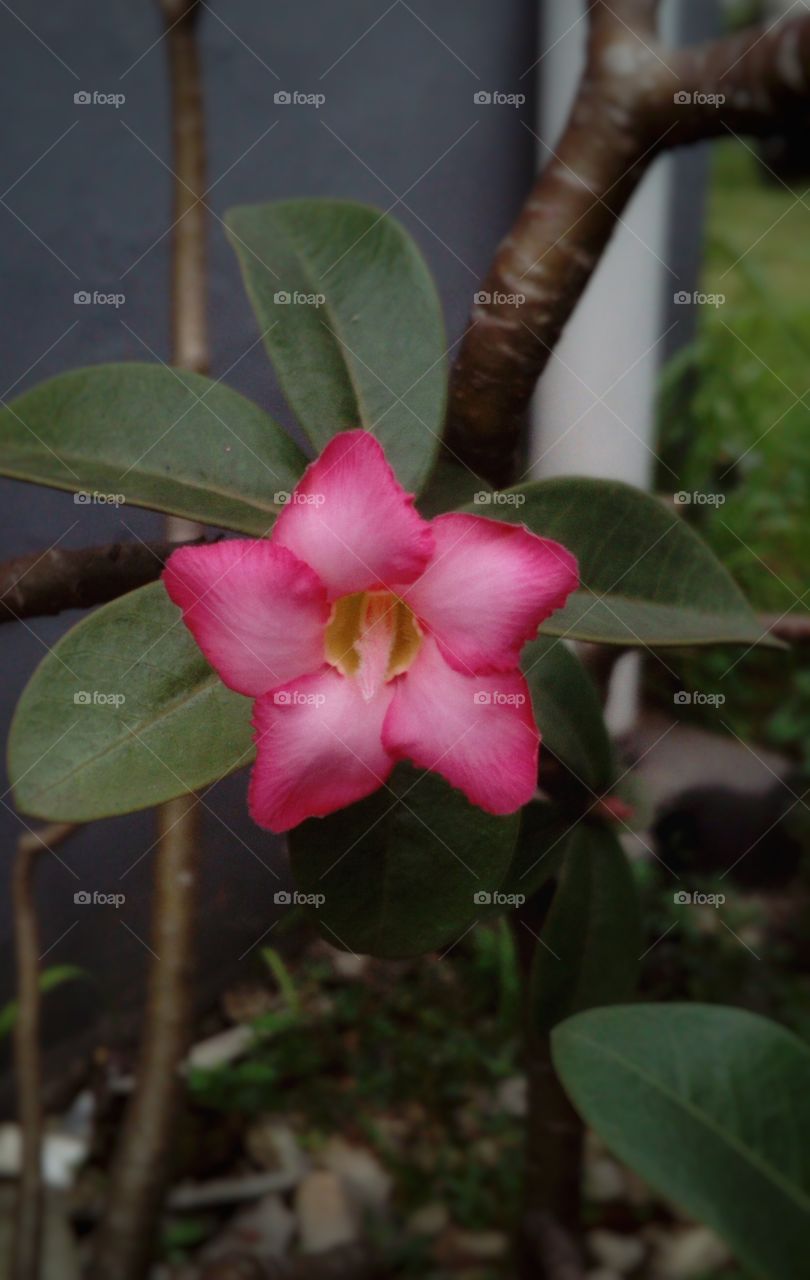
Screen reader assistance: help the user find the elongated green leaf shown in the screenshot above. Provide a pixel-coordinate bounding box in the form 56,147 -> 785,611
9,583 -> 253,821
289,765 -> 519,959
498,802 -> 572,903
553,1004 -> 810,1280
465,478 -> 769,647
530,825 -> 640,1036
523,635 -> 615,792
0,364 -> 305,532
226,200 -> 446,493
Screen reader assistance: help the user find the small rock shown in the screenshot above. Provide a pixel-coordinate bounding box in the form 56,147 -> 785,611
201,1193 -> 296,1261
494,1075 -> 527,1117
589,1228 -> 646,1274
319,1137 -> 392,1213
295,1170 -> 357,1253
329,949 -> 369,980
245,1120 -> 308,1185
451,1229 -> 508,1261
649,1224 -> 731,1278
584,1154 -> 626,1203
0,1123 -> 87,1189
407,1202 -> 449,1236
186,1025 -> 254,1070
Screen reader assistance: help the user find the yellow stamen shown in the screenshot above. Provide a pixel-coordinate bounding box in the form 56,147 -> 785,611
324,590 -> 422,685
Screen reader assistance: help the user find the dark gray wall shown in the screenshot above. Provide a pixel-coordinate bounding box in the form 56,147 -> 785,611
0,0 -> 538,1088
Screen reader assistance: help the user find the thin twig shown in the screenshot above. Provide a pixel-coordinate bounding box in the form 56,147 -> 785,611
87,1 -> 207,1276
11,822 -> 79,1280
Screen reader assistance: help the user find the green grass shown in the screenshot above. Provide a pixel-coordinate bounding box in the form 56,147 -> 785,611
656,140 -> 810,763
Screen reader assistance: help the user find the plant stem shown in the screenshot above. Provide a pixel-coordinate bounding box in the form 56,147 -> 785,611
513,895 -> 586,1280
87,2 -> 207,1276
10,822 -> 78,1280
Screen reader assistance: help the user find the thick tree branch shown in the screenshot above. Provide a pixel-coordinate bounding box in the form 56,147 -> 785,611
447,9 -> 810,485
0,538 -> 209,625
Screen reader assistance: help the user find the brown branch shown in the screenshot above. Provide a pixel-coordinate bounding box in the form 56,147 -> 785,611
10,822 -> 78,1280
87,2 -> 206,1277
446,8 -> 810,484
0,538 -> 210,625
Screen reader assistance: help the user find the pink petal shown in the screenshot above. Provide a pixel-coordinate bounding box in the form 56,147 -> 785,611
382,638 -> 539,814
163,540 -> 329,697
272,430 -> 434,600
249,667 -> 395,832
401,513 -> 578,674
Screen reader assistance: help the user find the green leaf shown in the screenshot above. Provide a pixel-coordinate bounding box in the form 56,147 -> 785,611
0,363 -> 306,533
530,825 -> 640,1036
553,1003 -> 810,1280
225,200 -> 446,493
522,635 -> 615,792
466,478 -> 770,647
8,583 -> 253,821
289,765 -> 519,959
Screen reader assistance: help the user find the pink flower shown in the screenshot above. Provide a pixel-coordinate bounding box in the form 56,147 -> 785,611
163,431 -> 578,833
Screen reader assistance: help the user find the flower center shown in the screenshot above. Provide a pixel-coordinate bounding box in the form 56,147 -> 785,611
325,590 -> 422,699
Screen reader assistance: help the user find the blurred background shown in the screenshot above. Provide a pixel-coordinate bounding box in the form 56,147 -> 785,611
0,1 -> 808,1276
